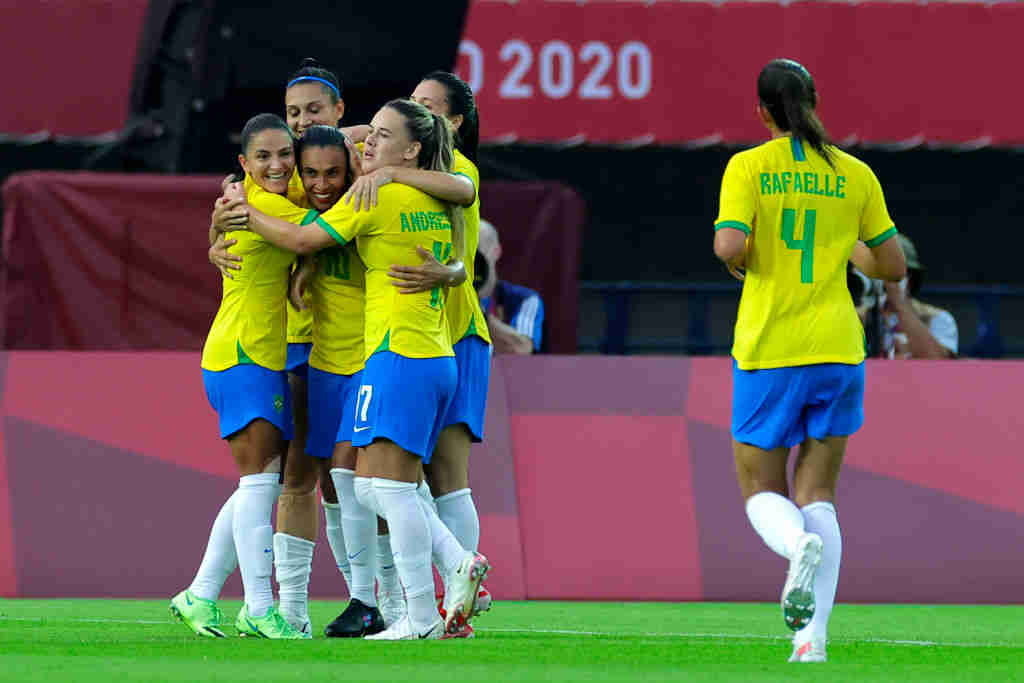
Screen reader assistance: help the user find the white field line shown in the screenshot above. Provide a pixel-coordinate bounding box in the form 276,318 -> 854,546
0,615 -> 1020,648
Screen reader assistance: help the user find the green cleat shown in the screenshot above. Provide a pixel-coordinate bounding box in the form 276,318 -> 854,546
235,604 -> 310,639
169,589 -> 227,638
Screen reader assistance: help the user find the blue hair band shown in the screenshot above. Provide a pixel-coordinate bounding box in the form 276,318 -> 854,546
287,76 -> 340,98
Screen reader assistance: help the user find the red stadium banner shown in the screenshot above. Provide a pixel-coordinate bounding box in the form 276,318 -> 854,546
459,1 -> 1024,145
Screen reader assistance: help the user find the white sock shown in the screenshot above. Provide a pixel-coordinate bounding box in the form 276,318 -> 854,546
417,479 -> 438,514
189,490 -> 239,601
322,500 -> 353,592
376,534 -> 400,598
745,491 -> 805,560
802,502 -> 841,642
354,476 -> 382,517
417,494 -> 468,580
373,478 -> 437,629
434,488 -> 479,553
273,532 -> 314,624
331,468 -> 377,606
233,473 -> 280,618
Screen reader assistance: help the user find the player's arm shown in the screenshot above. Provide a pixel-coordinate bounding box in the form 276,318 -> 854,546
713,155 -> 755,279
388,245 -> 467,294
344,168 -> 474,212
853,171 -> 906,282
242,207 -> 337,255
850,238 -> 905,282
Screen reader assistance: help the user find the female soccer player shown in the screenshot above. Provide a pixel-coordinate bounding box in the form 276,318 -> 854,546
713,59 -> 905,663
217,100 -> 489,640
171,113 -> 308,639
347,72 -> 493,627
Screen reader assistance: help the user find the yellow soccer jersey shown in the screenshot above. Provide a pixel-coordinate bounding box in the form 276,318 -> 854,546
201,173 -> 316,372
285,168 -> 314,343
308,241 -> 367,375
445,150 -> 492,345
317,183 -> 455,360
715,136 -> 897,370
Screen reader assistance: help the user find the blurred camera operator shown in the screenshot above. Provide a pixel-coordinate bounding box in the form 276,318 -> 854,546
850,234 -> 957,359
476,219 -> 544,354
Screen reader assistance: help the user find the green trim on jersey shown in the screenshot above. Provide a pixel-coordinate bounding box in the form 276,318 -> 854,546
791,137 -> 807,162
316,216 -> 347,245
714,220 -> 751,235
865,226 -> 898,248
236,342 -> 255,365
371,330 -> 391,356
300,210 -> 319,226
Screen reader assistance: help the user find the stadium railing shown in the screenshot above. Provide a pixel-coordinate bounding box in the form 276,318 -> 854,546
578,281 -> 1024,357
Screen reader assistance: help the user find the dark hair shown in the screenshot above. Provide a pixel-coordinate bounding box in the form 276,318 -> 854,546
757,59 -> 834,168
287,57 -> 342,104
383,98 -> 465,263
421,70 -> 479,164
296,124 -> 353,184
240,113 -> 294,156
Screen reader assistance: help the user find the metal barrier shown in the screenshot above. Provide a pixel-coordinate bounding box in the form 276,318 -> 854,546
579,281 -> 1024,357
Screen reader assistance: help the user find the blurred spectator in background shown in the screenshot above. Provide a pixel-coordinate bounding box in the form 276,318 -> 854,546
477,219 -> 544,354
881,233 -> 957,358
851,234 -> 957,359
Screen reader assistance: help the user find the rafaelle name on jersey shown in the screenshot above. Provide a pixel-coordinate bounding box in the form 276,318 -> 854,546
759,172 -> 846,198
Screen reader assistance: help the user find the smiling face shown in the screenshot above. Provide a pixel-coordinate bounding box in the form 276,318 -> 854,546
238,128 -> 294,195
299,145 -> 349,211
362,106 -> 419,172
285,81 -> 344,137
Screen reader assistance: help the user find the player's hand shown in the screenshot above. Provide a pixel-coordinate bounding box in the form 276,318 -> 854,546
289,260 -> 317,311
884,278 -> 908,306
344,136 -> 364,184
220,174 -> 237,191
209,234 -> 242,279
212,196 -> 249,233
343,168 -> 394,212
727,263 -> 746,282
389,245 -> 450,294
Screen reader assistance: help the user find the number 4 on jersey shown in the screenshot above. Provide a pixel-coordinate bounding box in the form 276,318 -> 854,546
781,208 -> 816,283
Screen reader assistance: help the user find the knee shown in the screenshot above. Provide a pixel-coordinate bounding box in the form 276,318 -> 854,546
282,465 -> 318,495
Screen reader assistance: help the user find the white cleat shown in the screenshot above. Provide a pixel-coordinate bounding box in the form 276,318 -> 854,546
781,532 -> 823,631
442,552 -> 490,635
364,614 -> 443,640
789,638 -> 827,663
378,588 -> 407,628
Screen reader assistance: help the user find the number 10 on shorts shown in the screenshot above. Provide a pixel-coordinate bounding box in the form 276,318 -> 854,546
355,385 -> 373,430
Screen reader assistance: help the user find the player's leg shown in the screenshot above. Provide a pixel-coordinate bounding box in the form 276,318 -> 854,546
325,440 -> 387,637
274,446 -> 319,636
788,362 -> 863,662
732,361 -> 823,634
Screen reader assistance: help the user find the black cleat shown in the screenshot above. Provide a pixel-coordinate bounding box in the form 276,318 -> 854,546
324,598 -> 386,638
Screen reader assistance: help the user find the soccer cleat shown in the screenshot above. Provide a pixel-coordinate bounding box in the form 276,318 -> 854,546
474,585 -> 492,617
442,552 -> 490,635
364,614 -> 443,640
324,598 -> 386,638
378,588 -> 407,628
781,532 -> 823,631
235,604 -> 309,639
169,589 -> 226,638
437,584 -> 492,621
789,638 -> 827,663
287,616 -> 312,639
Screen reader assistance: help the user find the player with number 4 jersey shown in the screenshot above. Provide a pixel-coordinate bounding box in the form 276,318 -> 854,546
713,59 -> 906,664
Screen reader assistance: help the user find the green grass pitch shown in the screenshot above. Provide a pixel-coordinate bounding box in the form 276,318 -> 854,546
1,599 -> 1022,682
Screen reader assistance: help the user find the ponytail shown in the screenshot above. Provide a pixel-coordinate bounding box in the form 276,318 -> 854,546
758,59 -> 835,169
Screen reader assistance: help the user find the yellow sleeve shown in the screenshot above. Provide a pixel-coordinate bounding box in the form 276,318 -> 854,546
860,168 -> 897,246
316,197 -> 376,245
247,182 -> 314,225
452,154 -> 479,193
714,154 -> 756,235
